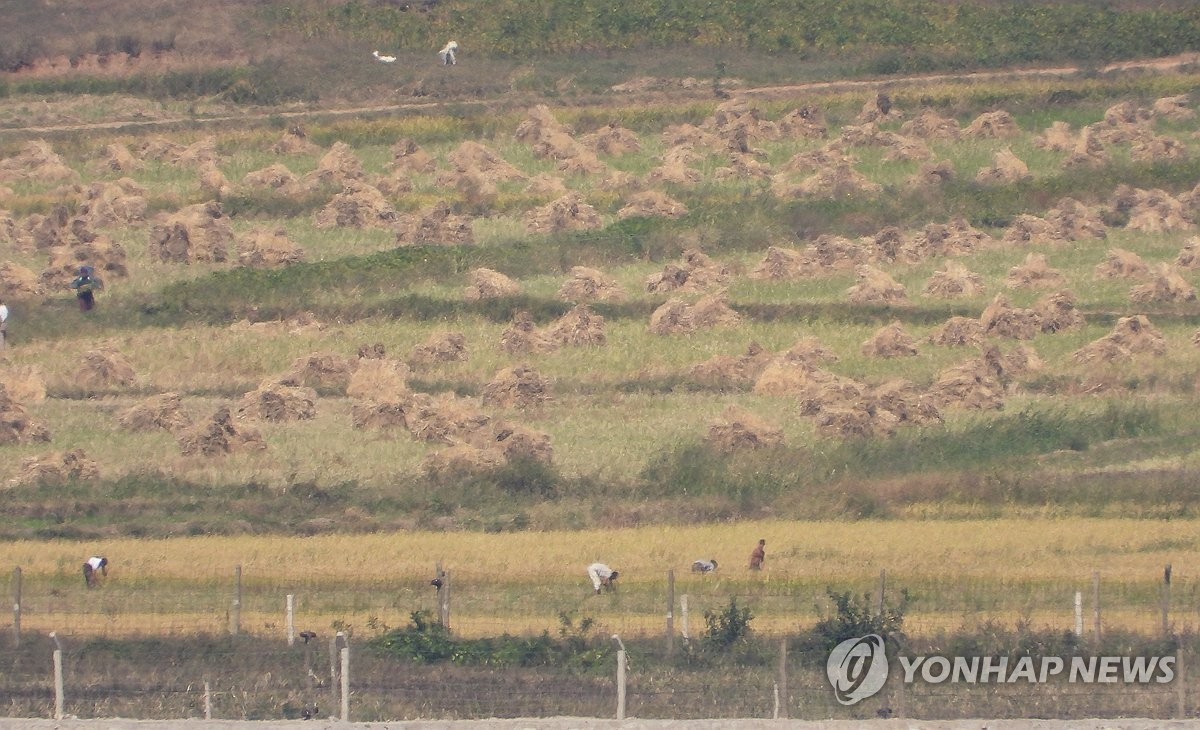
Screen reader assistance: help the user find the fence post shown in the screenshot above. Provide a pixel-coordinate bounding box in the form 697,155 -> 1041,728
441,570 -> 451,629
286,594 -> 295,646
53,647 -> 64,720
1177,637 -> 1186,719
1162,564 -> 1172,638
330,631 -> 344,709
680,594 -> 690,644
1092,570 -> 1101,642
12,566 -> 21,648
1074,591 -> 1083,637
204,680 -> 212,720
777,637 -> 789,719
230,564 -> 242,636
304,637 -> 315,697
616,649 -> 627,720
435,563 -> 450,629
876,569 -> 886,616
666,569 -> 675,657
339,645 -> 350,722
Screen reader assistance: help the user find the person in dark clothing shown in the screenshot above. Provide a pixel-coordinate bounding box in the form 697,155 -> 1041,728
69,266 -> 103,311
749,539 -> 766,570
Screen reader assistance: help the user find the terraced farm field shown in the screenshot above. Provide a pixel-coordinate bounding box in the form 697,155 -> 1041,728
5,33 -> 1200,720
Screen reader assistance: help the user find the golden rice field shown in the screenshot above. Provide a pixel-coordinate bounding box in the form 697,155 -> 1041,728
3,518 -> 1199,640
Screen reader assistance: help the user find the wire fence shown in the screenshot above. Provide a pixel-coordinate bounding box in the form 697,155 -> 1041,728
1,633 -> 1193,721
4,564 -> 1199,720
9,563 -> 1200,641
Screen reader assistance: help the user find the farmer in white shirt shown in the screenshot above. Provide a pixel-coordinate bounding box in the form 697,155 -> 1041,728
83,555 -> 108,588
691,559 -> 718,573
587,562 -> 619,594
0,301 -> 8,350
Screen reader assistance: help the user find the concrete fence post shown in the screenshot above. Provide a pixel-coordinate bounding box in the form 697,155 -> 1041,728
680,594 -> 690,644
616,649 -> 627,720
666,569 -> 675,657
435,563 -> 450,629
776,637 -> 788,719
12,566 -> 21,648
340,645 -> 350,721
1177,637 -> 1186,719
53,648 -> 64,720
1162,564 -> 1172,638
876,569 -> 886,616
331,631 -> 345,710
230,564 -> 242,636
286,594 -> 295,646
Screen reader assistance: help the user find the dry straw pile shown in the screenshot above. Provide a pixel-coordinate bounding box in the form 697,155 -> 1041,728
236,381 -> 318,422
17,448 -> 99,485
465,268 -> 521,301
557,266 -> 625,302
409,332 -> 469,366
0,383 -> 50,445
280,352 -> 356,391
178,406 -> 266,457
149,202 -> 233,264
705,405 -> 784,453
118,392 -> 191,432
76,348 -> 137,389
481,365 -> 551,410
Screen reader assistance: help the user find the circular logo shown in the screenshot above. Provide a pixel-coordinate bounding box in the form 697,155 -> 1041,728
826,634 -> 889,705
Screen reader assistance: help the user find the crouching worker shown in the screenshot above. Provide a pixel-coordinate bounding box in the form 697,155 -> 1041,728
83,555 -> 108,588
587,562 -> 619,594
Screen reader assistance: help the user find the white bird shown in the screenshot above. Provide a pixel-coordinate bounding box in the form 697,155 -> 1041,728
372,50 -> 397,64
438,40 -> 458,66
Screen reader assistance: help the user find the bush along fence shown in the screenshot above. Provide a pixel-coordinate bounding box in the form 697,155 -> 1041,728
4,564 -> 1199,720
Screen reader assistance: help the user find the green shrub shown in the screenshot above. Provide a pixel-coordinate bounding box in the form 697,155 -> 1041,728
371,610 -> 456,663
703,598 -> 754,650
0,37 -> 45,72
491,456 -> 560,500
810,588 -> 906,651
371,609 -> 611,669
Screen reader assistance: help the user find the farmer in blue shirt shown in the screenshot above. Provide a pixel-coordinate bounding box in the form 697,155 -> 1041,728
69,265 -> 103,311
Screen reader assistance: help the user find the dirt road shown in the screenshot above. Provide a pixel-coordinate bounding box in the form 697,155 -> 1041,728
2,53 -> 1197,139
4,719 -> 1200,729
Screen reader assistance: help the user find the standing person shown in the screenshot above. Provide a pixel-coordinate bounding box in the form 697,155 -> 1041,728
69,265 -> 102,312
587,562 -> 619,594
749,539 -> 766,570
83,555 -> 108,588
0,299 -> 8,350
438,40 -> 458,66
